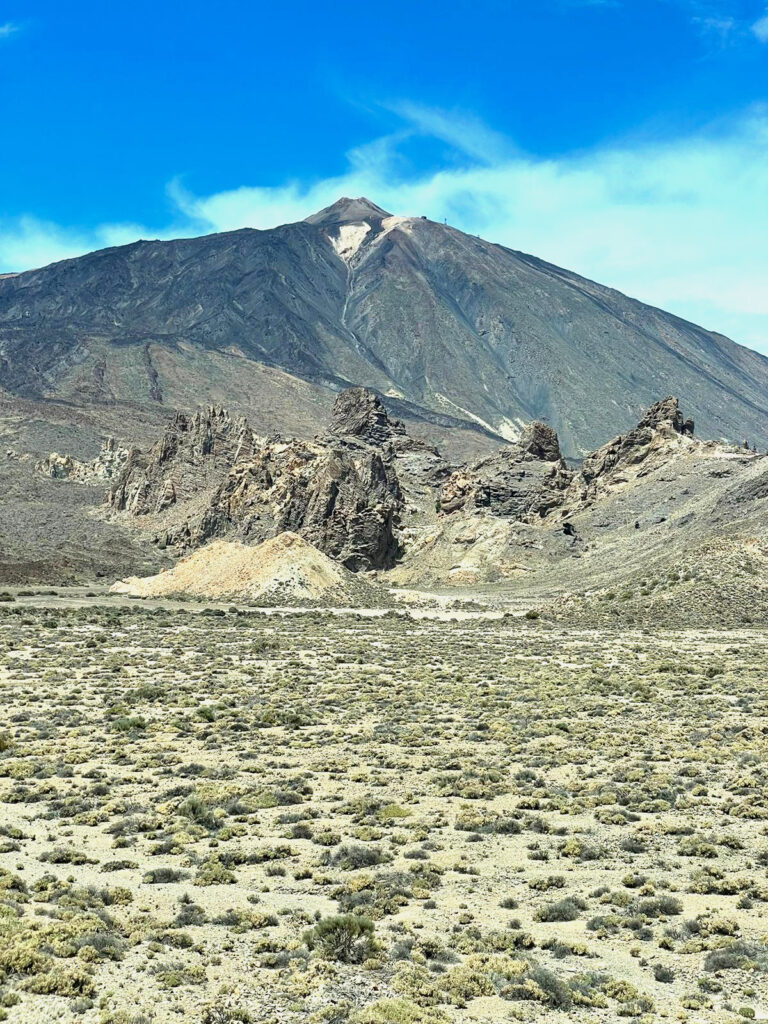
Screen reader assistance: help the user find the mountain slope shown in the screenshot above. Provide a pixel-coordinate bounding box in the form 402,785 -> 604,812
1,196 -> 767,457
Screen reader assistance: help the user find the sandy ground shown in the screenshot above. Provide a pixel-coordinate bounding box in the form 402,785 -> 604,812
0,602 -> 766,1024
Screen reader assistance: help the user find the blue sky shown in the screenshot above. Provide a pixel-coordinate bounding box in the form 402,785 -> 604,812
1,0 -> 767,350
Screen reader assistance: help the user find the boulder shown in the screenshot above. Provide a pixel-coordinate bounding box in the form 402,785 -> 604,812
519,421 -> 563,462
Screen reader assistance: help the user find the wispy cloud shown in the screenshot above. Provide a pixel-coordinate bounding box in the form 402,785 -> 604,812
693,15 -> 737,39
384,101 -> 516,165
660,0 -> 768,44
0,217 -> 158,273
0,21 -> 19,38
752,11 -> 768,41
2,104 -> 767,354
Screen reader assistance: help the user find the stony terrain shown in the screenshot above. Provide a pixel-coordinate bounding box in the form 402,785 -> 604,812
0,399 -> 765,1024
0,602 -> 766,1024
2,188 -> 767,1024
3,195 -> 768,587
82,387 -> 768,628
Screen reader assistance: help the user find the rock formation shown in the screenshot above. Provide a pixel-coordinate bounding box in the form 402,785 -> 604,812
36,438 -> 130,483
439,421 -> 571,519
636,396 -> 694,436
578,397 -> 696,497
325,386 -> 406,447
105,393 -> 714,578
107,390 -> 409,571
108,407 -> 256,516
195,438 -> 403,571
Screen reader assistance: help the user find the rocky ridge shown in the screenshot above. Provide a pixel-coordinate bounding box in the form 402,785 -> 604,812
26,387 -> 768,622
35,437 -> 131,483
439,421 -> 571,519
103,389 -> 750,567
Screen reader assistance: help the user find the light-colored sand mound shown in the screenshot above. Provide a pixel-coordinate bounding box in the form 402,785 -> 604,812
110,532 -> 385,606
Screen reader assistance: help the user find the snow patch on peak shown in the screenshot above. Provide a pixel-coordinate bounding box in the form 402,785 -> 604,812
330,222 -> 371,262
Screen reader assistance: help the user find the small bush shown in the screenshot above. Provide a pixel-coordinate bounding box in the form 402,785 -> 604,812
704,941 -> 767,972
535,897 -> 587,922
143,867 -> 188,884
110,716 -> 147,734
304,914 -> 376,963
328,844 -> 388,871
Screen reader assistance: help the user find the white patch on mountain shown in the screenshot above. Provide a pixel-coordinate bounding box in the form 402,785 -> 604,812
330,222 -> 371,262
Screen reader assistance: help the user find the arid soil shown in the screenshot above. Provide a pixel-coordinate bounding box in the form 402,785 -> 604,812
1,599 -> 766,1024
111,534 -> 387,607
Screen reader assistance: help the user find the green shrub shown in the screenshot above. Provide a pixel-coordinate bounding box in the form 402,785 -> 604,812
328,844 -> 388,871
352,999 -> 448,1023
110,716 -> 147,734
304,914 -> 376,963
535,896 -> 587,922
704,941 -> 768,972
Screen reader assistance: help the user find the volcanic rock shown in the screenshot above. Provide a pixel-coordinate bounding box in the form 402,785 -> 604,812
439,424 -> 571,519
3,198 -> 768,459
106,388 -> 408,570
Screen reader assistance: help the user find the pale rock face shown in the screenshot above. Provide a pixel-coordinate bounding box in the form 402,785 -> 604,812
330,222 -> 371,262
380,215 -> 411,236
110,532 -> 385,606
36,438 -> 130,483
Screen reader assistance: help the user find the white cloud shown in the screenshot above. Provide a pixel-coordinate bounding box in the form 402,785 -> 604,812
752,12 -> 768,41
662,1 -> 768,43
383,101 -> 516,164
2,104 -> 767,355
0,21 -> 19,37
0,217 -> 172,274
693,15 -> 737,38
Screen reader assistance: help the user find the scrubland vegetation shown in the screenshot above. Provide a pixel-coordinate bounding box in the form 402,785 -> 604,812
0,601 -> 766,1022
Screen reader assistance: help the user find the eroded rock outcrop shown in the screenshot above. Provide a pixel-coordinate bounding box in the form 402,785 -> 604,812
439,421 -> 572,519
519,421 -> 564,462
579,397 -> 694,493
37,437 -> 130,483
191,437 -> 403,571
108,407 -> 255,516
103,392 -> 723,581
637,396 -> 694,436
325,387 -> 406,447
107,391 -> 407,570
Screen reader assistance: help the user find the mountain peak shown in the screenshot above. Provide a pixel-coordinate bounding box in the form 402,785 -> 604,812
304,196 -> 392,226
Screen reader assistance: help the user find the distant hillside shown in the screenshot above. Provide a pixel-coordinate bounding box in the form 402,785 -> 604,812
1,195 -> 767,457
